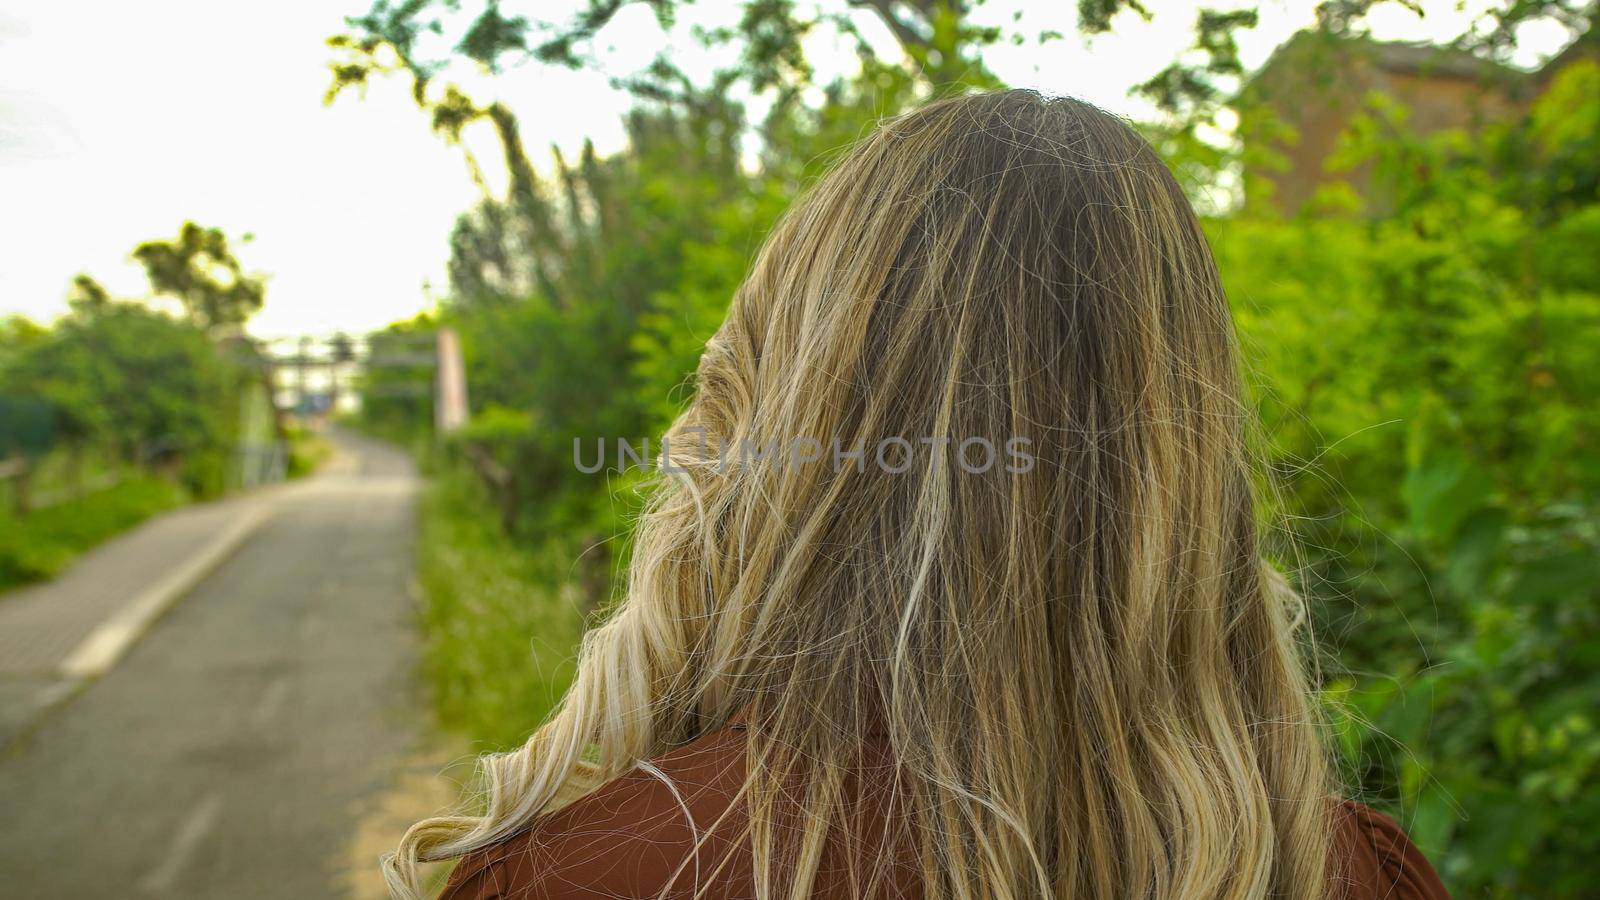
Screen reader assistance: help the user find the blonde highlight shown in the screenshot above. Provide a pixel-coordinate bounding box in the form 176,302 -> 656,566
387,89 -> 1335,900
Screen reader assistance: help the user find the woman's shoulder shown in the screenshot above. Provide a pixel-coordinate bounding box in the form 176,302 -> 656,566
438,723 -> 752,900
438,729 -> 1452,900
1333,800 -> 1451,900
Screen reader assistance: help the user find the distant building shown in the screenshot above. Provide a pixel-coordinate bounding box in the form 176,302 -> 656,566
1240,29 -> 1597,215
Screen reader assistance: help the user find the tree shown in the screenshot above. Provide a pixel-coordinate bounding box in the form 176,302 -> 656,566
65,274 -> 112,315
328,1 -> 1592,132
132,222 -> 266,334
1,300 -> 252,491
3,220 -> 273,499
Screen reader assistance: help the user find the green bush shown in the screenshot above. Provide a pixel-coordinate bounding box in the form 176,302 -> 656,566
1,303 -> 261,498
284,424 -> 332,479
1208,68 -> 1600,893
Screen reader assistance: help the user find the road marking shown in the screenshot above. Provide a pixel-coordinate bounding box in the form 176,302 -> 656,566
139,791 -> 224,894
60,505 -> 272,679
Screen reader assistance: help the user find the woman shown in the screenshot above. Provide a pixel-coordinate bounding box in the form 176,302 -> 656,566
388,90 -> 1449,899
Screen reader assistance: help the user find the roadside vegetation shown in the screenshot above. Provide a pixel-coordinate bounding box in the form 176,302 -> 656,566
0,476 -> 187,590
413,462 -> 587,750
347,2 -> 1599,892
0,222 -> 279,593
285,422 -> 334,479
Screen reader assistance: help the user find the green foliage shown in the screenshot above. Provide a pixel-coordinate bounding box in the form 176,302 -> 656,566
284,423 -> 333,479
328,0 -> 1002,111
132,222 -> 265,334
0,242 -> 269,592
3,215 -> 271,518
415,462 -> 585,750
1507,58 -> 1600,219
0,393 -> 53,459
357,314 -> 438,441
0,476 -> 187,590
1206,66 -> 1600,893
1,303 -> 256,496
336,0 -> 1586,118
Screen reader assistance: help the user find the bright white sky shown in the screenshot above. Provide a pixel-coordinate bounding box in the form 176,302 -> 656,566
0,1 -> 1572,338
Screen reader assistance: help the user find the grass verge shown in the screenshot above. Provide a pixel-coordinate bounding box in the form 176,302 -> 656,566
416,462 -> 586,751
286,424 -> 334,478
0,476 -> 187,591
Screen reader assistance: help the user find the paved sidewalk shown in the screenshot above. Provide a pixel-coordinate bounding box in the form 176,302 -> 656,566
0,429 -> 431,897
0,484 -> 280,745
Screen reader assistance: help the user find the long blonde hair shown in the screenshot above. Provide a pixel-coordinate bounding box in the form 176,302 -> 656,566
387,89 -> 1334,899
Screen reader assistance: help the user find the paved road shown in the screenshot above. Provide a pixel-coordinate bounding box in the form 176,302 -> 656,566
0,431 -> 435,898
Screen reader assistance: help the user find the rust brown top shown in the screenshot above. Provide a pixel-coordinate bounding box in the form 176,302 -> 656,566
439,719 -> 1450,899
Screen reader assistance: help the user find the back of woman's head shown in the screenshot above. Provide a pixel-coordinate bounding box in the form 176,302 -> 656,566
390,88 -> 1333,899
